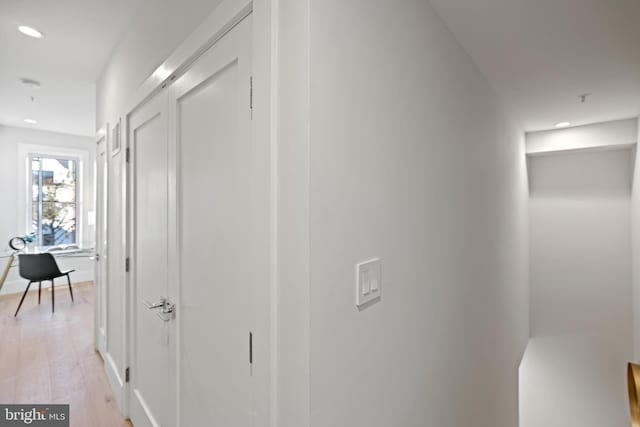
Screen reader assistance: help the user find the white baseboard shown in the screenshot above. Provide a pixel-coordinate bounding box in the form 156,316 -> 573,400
0,269 -> 94,296
96,327 -> 107,357
104,352 -> 127,416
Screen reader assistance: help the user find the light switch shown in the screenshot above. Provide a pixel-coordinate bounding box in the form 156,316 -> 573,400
370,277 -> 379,292
361,270 -> 370,295
356,258 -> 381,307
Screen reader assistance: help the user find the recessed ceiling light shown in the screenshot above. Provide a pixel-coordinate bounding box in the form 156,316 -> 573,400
23,118 -> 37,124
555,121 -> 571,128
18,26 -> 44,38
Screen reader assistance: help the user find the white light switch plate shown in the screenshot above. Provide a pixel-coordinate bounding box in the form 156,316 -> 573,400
356,258 -> 381,307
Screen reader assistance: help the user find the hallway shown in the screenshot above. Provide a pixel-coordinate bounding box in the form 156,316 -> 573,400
0,283 -> 131,427
0,0 -> 639,425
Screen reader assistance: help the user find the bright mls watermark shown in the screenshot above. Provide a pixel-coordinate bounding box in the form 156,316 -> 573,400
0,405 -> 69,426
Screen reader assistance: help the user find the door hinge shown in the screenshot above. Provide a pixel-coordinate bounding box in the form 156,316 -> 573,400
249,331 -> 253,365
126,147 -> 130,163
125,367 -> 130,383
249,76 -> 253,117
125,257 -> 130,273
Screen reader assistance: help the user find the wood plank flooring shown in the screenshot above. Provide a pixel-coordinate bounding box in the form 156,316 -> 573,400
0,282 -> 133,427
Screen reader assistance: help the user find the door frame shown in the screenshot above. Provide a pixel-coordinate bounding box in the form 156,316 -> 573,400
95,125 -> 109,357
103,115 -> 130,416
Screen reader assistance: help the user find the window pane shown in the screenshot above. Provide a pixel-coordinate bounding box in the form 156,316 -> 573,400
30,156 -> 78,247
40,158 -> 76,203
41,202 -> 76,246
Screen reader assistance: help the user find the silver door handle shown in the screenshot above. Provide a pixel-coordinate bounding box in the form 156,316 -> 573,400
143,298 -> 176,321
95,253 -> 100,261
144,298 -> 167,310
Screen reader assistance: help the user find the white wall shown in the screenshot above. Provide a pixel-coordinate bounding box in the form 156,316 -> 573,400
526,118 -> 638,155
521,148 -> 633,427
307,1 -> 529,426
96,0 -> 224,126
0,125 -> 95,295
275,0 -> 310,426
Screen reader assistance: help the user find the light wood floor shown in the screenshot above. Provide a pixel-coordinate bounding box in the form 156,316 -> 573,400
0,282 -> 133,427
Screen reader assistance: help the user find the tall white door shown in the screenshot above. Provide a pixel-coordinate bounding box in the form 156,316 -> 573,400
95,133 -> 108,356
168,14 -> 254,426
127,92 -> 175,427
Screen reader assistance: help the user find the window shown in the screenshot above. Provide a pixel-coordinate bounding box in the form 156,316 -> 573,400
30,156 -> 78,247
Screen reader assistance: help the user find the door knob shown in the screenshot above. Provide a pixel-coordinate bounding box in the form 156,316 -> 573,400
143,298 -> 176,321
143,298 -> 167,310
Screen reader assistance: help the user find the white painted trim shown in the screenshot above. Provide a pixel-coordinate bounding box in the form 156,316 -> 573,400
102,112 -> 129,418
97,327 -> 107,356
120,113 -> 130,417
105,352 -> 127,413
166,66 -> 180,427
245,2 -> 275,424
269,0 -> 279,425
95,124 -> 108,357
132,390 -> 161,427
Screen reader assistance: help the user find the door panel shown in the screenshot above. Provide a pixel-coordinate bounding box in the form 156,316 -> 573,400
169,15 -> 253,426
128,93 -> 175,427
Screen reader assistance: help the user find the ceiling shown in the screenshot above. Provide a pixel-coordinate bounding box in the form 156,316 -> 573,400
0,0 -> 144,136
2,1 -> 638,136
429,0 -> 640,132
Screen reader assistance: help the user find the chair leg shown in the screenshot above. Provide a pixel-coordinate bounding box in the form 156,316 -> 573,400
66,274 -> 74,302
15,282 -> 33,317
51,279 -> 55,313
38,282 -> 41,304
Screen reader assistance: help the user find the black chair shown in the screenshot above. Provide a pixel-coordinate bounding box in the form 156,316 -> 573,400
15,253 -> 75,316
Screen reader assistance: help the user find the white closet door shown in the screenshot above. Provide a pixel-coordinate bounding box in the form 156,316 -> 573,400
168,14 -> 254,426
127,92 -> 176,427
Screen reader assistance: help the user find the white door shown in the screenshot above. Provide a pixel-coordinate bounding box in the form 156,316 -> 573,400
127,92 -> 175,427
168,14 -> 254,426
95,132 -> 108,356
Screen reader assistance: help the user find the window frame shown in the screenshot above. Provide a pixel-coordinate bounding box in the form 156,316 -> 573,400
28,154 -> 81,248
17,144 -> 88,250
